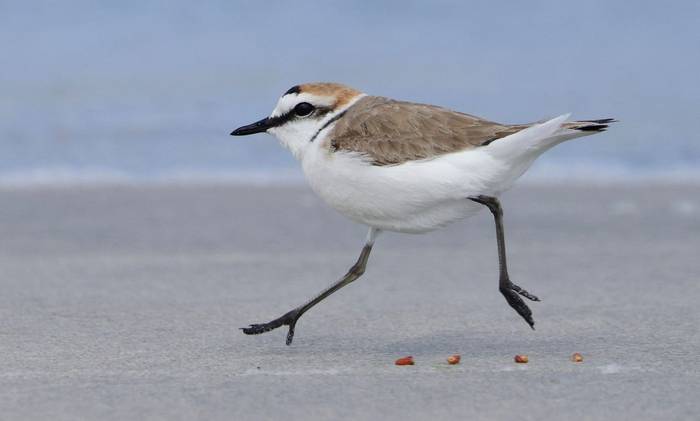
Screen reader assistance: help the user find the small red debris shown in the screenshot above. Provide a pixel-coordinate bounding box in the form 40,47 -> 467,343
514,354 -> 529,363
447,354 -> 461,365
395,356 -> 414,366
571,353 -> 584,363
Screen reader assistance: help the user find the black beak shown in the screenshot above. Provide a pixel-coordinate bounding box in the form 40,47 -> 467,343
230,117 -> 271,136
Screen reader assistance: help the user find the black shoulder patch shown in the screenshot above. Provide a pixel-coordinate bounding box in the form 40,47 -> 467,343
284,85 -> 301,95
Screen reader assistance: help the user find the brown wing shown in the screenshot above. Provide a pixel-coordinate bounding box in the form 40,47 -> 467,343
328,96 -> 527,165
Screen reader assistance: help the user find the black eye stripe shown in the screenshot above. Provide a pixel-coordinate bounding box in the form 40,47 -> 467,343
264,112 -> 294,129
265,106 -> 331,129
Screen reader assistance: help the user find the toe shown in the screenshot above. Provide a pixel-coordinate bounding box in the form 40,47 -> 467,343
510,283 -> 540,302
500,287 -> 536,329
241,323 -> 276,335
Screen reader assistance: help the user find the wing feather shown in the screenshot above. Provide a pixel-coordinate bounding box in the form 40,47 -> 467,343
328,96 -> 527,165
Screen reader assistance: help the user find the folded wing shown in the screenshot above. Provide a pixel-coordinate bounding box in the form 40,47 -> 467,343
328,96 -> 527,165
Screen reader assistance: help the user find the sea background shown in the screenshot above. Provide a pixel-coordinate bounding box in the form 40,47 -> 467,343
2,0 -> 699,187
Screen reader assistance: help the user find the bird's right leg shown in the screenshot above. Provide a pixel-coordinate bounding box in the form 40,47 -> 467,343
242,228 -> 380,345
469,195 -> 540,329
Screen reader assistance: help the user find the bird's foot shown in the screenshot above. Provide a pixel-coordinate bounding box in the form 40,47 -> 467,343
241,309 -> 300,345
500,280 -> 540,329
510,282 -> 540,302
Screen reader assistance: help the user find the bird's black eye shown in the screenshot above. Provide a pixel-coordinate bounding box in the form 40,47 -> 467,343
294,102 -> 314,117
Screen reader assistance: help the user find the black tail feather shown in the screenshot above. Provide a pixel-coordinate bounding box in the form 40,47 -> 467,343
569,118 -> 617,133
579,118 -> 618,124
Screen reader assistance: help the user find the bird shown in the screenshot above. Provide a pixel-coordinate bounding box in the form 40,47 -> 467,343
231,82 -> 615,345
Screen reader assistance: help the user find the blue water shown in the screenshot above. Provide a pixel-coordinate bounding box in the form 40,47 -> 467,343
2,1 -> 699,185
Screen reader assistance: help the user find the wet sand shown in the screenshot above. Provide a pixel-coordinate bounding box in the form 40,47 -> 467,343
1,184 -> 699,420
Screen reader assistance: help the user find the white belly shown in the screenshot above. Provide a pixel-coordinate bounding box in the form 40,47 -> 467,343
300,146 -> 510,233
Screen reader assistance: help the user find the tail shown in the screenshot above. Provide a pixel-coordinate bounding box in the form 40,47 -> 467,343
477,115 -> 616,194
486,114 -> 617,160
563,118 -> 617,133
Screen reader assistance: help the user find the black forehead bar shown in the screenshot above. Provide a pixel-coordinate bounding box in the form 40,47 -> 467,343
284,85 -> 301,95
265,86 -> 301,128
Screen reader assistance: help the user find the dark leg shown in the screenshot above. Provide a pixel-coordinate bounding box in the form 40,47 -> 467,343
242,228 -> 380,345
469,195 -> 540,329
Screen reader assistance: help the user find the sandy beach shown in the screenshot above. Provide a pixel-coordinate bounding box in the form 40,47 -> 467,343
1,183 -> 699,420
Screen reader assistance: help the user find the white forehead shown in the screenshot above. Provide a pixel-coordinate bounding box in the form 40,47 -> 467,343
270,92 -> 335,117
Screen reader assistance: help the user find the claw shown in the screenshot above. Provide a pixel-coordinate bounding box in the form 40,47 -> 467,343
500,284 -> 536,329
240,309 -> 301,343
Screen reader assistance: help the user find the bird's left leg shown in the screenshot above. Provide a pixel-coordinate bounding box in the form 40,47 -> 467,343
241,227 -> 381,345
469,195 -> 540,329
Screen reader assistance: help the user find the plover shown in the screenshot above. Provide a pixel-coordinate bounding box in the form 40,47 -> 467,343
231,82 -> 614,345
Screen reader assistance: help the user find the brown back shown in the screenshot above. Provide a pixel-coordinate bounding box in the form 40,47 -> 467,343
328,96 -> 527,165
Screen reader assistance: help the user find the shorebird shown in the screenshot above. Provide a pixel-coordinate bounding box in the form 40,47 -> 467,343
231,82 -> 614,345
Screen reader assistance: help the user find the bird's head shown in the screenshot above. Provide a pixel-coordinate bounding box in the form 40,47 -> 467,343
231,82 -> 363,159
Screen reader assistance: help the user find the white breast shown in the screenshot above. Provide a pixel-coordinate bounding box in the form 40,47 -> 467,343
300,138 -> 498,233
